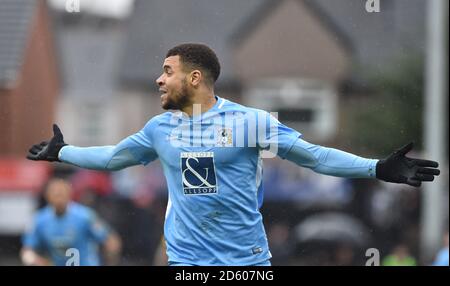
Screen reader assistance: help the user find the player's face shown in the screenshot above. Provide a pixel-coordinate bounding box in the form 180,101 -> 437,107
45,180 -> 72,215
156,56 -> 190,110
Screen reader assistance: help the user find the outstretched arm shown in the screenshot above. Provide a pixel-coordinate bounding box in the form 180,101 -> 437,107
20,247 -> 52,266
58,144 -> 143,171
285,138 -> 378,178
27,124 -> 157,171
102,233 -> 122,266
285,139 -> 440,187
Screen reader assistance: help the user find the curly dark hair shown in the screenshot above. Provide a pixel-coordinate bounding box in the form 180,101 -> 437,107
166,43 -> 221,85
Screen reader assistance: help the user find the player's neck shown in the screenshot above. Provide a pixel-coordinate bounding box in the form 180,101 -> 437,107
52,204 -> 69,217
181,90 -> 217,117
54,208 -> 67,217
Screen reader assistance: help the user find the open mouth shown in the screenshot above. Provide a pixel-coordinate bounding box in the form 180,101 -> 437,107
159,89 -> 167,97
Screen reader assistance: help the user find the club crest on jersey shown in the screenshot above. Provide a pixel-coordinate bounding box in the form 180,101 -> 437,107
217,128 -> 233,147
181,152 -> 218,195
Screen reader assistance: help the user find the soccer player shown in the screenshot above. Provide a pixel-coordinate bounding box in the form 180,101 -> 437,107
26,43 -> 440,266
432,231 -> 449,266
21,178 -> 122,266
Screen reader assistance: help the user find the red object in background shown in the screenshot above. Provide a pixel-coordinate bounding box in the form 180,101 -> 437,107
70,170 -> 113,201
0,158 -> 51,192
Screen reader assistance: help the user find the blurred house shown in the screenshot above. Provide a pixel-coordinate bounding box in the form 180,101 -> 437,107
0,0 -> 427,152
119,0 -> 351,142
231,0 -> 351,141
50,6 -> 132,146
0,0 -> 60,157
117,0 -> 425,144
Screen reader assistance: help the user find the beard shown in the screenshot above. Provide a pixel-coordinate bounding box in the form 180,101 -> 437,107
161,79 -> 190,110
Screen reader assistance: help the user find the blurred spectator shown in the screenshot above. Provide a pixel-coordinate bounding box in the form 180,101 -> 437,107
21,178 -> 121,266
432,231 -> 449,266
70,170 -> 113,205
263,159 -> 353,209
153,236 -> 168,266
267,222 -> 295,265
128,164 -> 167,264
70,170 -> 119,230
333,243 -> 356,266
382,244 -> 417,266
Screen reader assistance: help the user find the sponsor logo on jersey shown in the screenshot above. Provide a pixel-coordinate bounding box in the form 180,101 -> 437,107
181,152 -> 218,195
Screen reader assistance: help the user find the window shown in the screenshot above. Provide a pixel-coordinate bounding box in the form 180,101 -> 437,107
244,79 -> 338,141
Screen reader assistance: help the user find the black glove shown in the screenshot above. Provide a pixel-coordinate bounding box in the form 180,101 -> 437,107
376,142 -> 440,187
26,124 -> 67,162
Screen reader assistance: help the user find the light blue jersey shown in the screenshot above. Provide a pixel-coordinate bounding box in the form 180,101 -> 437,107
23,202 -> 110,266
59,96 -> 378,265
433,247 -> 449,266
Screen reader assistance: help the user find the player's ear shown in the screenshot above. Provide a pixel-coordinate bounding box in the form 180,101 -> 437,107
189,70 -> 202,87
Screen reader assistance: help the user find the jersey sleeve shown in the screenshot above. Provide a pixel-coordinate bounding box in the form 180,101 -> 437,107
86,210 -> 110,244
22,216 -> 44,250
59,119 -> 159,170
285,138 -> 378,178
256,111 -> 302,159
